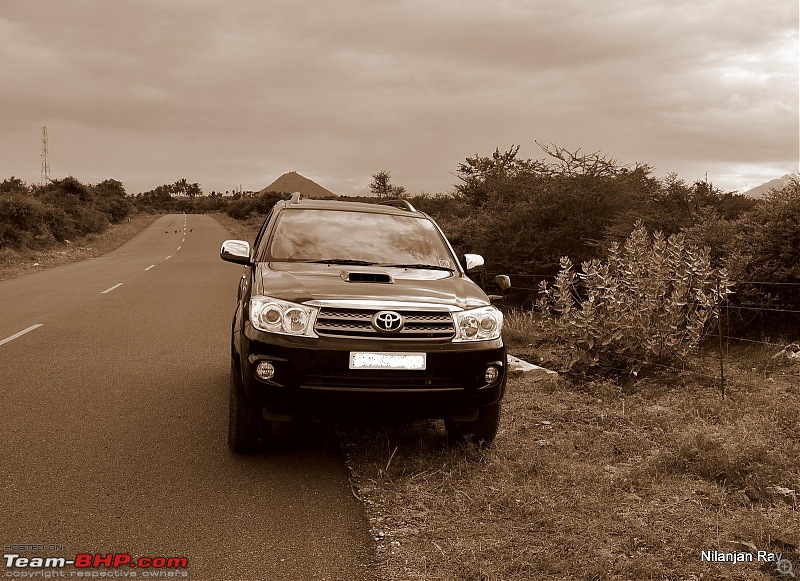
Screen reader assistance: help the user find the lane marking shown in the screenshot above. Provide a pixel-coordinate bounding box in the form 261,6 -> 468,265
165,255 -> 172,260
176,246 -> 181,251
101,283 -> 124,294
0,324 -> 43,346
144,264 -> 155,271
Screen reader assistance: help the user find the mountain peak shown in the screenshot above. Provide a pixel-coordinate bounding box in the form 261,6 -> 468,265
742,172 -> 799,199
259,172 -> 336,198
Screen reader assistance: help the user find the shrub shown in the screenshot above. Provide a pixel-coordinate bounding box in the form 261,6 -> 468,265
0,194 -> 46,248
40,206 -> 76,242
70,205 -> 109,236
225,191 -> 284,221
536,223 -> 729,374
726,180 -> 800,311
93,179 -> 134,224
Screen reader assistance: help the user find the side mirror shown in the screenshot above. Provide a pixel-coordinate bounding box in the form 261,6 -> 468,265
488,275 -> 511,303
464,253 -> 485,273
220,240 -> 252,265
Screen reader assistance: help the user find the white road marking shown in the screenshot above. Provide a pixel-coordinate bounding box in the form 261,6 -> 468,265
0,324 -> 43,346
165,255 -> 172,260
177,246 -> 181,251
101,283 -> 124,294
144,264 -> 155,271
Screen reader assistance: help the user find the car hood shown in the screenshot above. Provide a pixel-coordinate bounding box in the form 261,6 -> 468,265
253,262 -> 490,310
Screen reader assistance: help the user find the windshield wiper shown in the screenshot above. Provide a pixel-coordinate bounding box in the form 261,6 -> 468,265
307,259 -> 378,266
379,263 -> 454,271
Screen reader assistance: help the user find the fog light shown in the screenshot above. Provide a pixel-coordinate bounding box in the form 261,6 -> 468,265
485,365 -> 500,385
255,360 -> 275,380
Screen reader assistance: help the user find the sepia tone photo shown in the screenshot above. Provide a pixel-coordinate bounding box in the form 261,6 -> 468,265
1,1 -> 798,579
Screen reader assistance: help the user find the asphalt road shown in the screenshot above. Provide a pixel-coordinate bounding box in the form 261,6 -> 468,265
0,214 -> 376,580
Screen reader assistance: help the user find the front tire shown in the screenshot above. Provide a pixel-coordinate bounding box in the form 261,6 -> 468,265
228,363 -> 271,453
446,402 -> 501,447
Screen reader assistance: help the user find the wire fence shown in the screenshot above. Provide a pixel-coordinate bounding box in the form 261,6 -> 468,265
495,274 -> 800,397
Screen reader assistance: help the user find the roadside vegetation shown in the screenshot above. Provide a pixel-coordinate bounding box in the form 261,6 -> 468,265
6,143 -> 796,321
0,176 -> 136,249
0,176 -> 159,279
3,144 -> 798,578
536,224 -> 730,375
0,213 -> 158,280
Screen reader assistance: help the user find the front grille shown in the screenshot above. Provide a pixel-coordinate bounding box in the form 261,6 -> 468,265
302,367 -> 462,390
314,307 -> 455,340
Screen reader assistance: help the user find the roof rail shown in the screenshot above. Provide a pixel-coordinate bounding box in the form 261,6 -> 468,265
289,192 -> 301,204
378,199 -> 417,212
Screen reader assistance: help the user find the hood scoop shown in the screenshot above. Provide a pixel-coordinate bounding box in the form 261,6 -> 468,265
341,270 -> 394,284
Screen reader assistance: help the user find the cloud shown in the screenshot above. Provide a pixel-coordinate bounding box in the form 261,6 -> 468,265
0,0 -> 796,194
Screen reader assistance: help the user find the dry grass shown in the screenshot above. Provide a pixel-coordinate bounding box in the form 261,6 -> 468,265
501,308 -> 567,372
339,350 -> 800,580
0,213 -> 160,280
210,212 -> 262,242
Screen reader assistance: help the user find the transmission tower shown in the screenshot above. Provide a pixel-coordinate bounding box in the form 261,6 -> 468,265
40,126 -> 50,185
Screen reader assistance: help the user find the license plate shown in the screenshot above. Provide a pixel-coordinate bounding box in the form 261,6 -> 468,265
349,352 -> 427,370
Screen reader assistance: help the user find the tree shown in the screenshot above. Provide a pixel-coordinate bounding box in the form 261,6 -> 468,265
450,144 -> 661,274
186,182 -> 202,198
454,145 -> 547,207
370,170 -> 405,198
0,177 -> 29,196
174,178 -> 189,196
93,179 -> 133,223
93,179 -> 127,198
726,179 -> 800,310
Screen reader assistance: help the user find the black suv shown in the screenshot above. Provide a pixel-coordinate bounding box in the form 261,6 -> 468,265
220,195 -> 511,452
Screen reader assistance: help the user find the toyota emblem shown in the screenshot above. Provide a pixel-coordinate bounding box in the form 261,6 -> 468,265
372,311 -> 404,332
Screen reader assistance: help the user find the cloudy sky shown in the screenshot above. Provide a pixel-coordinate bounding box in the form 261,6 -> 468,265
1,0 -> 797,196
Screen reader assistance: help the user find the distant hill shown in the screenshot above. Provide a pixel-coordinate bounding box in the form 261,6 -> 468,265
742,173 -> 799,199
258,171 -> 336,198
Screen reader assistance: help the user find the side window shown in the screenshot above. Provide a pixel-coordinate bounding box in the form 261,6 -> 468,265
253,209 -> 274,259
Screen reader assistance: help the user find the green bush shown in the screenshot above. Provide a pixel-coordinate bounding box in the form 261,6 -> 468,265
536,223 -> 729,373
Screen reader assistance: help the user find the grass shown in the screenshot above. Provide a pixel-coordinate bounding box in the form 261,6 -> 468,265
339,311 -> 800,580
340,373 -> 799,580
0,213 -> 160,280
210,211 -> 262,243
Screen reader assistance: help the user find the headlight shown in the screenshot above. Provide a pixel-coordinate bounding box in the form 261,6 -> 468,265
249,296 -> 318,337
452,306 -> 503,342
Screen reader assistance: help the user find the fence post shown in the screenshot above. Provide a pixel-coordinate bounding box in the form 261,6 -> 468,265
717,281 -> 725,399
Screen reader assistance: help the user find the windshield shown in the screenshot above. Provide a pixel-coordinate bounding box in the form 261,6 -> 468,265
265,208 -> 456,269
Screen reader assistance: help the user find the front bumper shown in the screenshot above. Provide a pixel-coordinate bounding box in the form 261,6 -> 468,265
236,323 -> 506,418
